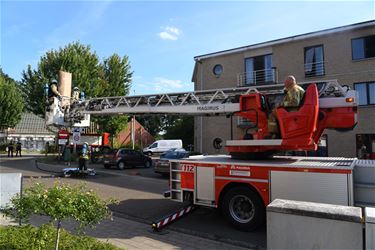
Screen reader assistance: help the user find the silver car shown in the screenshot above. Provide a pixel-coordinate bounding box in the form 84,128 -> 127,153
154,148 -> 189,175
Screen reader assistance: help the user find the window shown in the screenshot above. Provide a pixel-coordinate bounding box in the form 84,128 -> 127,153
244,54 -> 274,85
213,64 -> 223,77
354,82 -> 375,106
304,45 -> 324,77
352,35 -> 375,60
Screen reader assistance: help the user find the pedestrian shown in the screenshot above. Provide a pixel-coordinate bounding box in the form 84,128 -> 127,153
268,75 -> 305,138
63,142 -> 72,166
45,142 -> 50,157
15,141 -> 22,157
7,141 -> 14,157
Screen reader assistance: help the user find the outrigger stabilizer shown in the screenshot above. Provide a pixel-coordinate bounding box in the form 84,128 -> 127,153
151,203 -> 196,232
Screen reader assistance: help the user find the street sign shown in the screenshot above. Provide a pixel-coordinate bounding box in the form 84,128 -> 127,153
58,139 -> 68,145
73,132 -> 81,144
58,130 -> 69,139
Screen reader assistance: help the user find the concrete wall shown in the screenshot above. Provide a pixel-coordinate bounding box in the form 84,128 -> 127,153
267,199 -> 363,249
194,23 -> 375,156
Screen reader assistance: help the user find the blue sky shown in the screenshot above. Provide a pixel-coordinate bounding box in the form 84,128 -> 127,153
1,0 -> 374,96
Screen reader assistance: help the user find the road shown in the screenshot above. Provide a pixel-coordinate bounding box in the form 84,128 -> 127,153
0,155 -> 266,249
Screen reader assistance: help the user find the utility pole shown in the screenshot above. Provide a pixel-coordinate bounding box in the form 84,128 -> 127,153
132,90 -> 136,150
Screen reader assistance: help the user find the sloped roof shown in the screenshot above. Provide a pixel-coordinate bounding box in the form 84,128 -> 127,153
11,113 -> 56,135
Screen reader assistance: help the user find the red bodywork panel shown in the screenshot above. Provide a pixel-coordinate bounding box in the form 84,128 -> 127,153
178,161 -> 352,207
227,84 -> 357,153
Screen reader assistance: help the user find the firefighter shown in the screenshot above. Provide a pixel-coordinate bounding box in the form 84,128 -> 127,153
79,142 -> 89,171
46,79 -> 62,110
279,75 -> 305,110
268,75 -> 305,138
72,86 -> 80,102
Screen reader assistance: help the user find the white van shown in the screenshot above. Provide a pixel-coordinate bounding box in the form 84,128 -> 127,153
143,140 -> 183,155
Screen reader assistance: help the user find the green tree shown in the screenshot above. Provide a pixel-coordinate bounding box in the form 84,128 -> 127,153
4,181 -> 116,250
164,116 -> 194,148
21,41 -> 133,135
94,53 -> 133,137
0,69 -> 24,127
137,115 -> 164,137
20,65 -> 45,116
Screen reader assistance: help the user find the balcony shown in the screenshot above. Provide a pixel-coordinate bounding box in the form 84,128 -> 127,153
304,61 -> 325,77
237,68 -> 278,86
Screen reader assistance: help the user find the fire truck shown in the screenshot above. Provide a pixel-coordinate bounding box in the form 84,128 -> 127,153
48,79 -> 375,231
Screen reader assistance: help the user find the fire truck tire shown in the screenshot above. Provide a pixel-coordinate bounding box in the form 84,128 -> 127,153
117,161 -> 126,170
221,186 -> 265,231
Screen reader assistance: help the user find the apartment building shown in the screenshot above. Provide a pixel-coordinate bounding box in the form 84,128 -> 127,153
192,20 -> 375,157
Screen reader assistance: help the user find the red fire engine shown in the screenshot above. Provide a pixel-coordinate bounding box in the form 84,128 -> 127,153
49,79 -> 375,231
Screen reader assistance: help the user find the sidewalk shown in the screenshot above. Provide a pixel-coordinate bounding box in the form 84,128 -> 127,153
0,213 -> 250,250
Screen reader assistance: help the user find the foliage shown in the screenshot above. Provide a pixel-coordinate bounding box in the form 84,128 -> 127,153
122,143 -> 142,151
0,143 -> 8,152
45,143 -> 58,154
20,65 -> 45,116
4,181 -> 115,229
164,116 -> 194,148
95,115 -> 129,138
0,69 -> 25,127
137,115 -> 164,136
20,42 -> 133,136
0,224 -> 121,250
3,181 -> 117,249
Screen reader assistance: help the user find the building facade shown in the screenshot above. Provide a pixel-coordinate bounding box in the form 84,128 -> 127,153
192,20 -> 375,157
1,112 -> 56,151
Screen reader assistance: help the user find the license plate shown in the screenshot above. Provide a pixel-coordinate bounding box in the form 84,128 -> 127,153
104,160 -> 109,164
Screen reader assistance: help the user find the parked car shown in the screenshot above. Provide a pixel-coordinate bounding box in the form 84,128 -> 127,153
90,145 -> 113,163
154,148 -> 189,175
143,140 -> 183,155
103,148 -> 152,170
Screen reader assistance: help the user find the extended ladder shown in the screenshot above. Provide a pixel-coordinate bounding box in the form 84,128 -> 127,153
64,80 -> 347,126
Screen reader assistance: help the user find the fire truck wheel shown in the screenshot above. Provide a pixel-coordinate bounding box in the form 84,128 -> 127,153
221,186 -> 265,231
117,161 -> 126,170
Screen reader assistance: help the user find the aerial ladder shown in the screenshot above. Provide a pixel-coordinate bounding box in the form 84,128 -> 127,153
47,80 -> 358,158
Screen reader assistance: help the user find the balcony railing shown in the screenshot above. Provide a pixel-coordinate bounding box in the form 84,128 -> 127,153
237,68 -> 278,86
304,61 -> 325,77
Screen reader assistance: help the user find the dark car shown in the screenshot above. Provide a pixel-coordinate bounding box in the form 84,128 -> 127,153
103,148 -> 152,170
154,148 -> 189,175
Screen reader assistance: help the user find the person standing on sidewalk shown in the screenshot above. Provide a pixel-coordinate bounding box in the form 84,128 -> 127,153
15,141 -> 22,157
45,142 -> 50,157
7,141 -> 14,157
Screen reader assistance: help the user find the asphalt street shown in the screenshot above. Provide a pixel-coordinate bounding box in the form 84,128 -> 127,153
0,155 -> 266,249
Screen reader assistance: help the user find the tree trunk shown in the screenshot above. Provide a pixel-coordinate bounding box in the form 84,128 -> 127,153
55,220 -> 61,250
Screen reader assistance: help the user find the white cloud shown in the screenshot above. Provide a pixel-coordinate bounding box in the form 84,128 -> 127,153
154,77 -> 183,92
158,26 -> 182,41
158,32 -> 178,41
